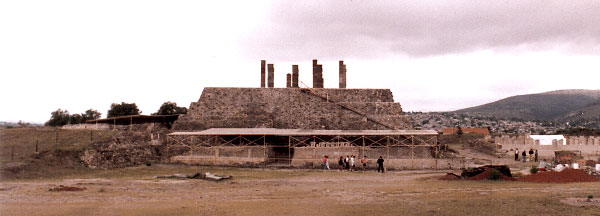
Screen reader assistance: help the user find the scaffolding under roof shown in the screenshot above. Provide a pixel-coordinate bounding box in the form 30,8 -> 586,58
168,128 -> 438,136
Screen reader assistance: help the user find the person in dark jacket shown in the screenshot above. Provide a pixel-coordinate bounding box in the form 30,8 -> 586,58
345,155 -> 350,170
376,156 -> 385,173
534,149 -> 538,162
522,150 -> 527,163
528,148 -> 534,161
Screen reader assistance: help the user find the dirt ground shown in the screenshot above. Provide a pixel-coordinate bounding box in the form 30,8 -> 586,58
1,165 -> 599,216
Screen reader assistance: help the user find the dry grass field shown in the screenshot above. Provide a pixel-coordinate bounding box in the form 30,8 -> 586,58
1,165 -> 599,216
0,128 -> 114,163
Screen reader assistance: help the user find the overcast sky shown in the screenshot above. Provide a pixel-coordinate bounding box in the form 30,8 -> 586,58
1,0 -> 599,123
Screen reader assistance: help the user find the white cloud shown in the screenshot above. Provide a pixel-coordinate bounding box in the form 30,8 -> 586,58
1,0 -> 599,123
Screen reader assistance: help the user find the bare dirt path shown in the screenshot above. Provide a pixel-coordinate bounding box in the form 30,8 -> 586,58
1,165 -> 599,215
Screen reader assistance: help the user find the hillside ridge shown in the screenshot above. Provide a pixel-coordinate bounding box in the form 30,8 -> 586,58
455,89 -> 600,121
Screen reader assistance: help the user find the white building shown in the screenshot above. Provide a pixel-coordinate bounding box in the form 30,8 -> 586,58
529,135 -> 566,145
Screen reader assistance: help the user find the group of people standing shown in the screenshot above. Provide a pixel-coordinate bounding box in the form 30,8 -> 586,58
514,148 -> 538,162
322,155 -> 386,173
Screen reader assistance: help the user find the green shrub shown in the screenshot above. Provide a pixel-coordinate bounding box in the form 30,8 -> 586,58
588,194 -> 594,201
487,169 -> 501,180
530,165 -> 539,174
145,161 -> 152,166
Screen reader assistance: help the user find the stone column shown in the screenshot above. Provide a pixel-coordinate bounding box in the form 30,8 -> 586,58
267,64 -> 274,88
339,60 -> 346,88
286,73 -> 292,88
312,59 -> 319,88
261,60 -> 266,88
316,64 -> 323,88
292,65 -> 299,88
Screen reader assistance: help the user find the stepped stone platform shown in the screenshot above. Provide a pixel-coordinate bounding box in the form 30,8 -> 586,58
173,87 -> 413,131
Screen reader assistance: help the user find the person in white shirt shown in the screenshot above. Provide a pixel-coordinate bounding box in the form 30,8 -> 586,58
350,155 -> 355,171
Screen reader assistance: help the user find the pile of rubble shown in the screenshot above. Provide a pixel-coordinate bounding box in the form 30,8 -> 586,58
80,130 -> 164,169
439,165 -> 514,181
439,164 -> 599,183
157,172 -> 232,181
519,168 -> 598,183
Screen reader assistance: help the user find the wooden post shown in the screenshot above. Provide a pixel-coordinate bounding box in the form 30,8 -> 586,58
435,136 -> 439,170
35,140 -> 39,153
386,136 -> 390,160
362,136 -> 365,147
312,145 -> 316,169
166,136 -> 169,158
214,136 -> 218,166
263,135 -> 266,170
411,136 -> 415,169
190,136 -> 194,156
362,135 -> 366,159
288,136 -> 292,167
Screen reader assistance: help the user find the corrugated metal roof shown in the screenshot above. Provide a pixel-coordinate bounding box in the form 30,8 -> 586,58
168,128 -> 438,136
86,114 -> 180,124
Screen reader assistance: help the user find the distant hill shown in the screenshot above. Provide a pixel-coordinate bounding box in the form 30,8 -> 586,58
455,89 -> 600,121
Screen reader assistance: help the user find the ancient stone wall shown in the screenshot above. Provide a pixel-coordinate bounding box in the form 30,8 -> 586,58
61,123 -> 110,130
80,123 -> 170,169
173,87 -> 412,131
494,135 -> 600,159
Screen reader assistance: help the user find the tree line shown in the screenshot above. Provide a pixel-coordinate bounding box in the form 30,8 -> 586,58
45,101 -> 187,127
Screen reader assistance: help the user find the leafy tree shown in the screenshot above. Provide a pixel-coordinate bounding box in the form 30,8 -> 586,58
107,102 -> 140,118
45,108 -> 103,126
69,114 -> 84,124
83,109 -> 102,121
45,109 -> 71,126
17,120 -> 32,128
153,101 -> 187,115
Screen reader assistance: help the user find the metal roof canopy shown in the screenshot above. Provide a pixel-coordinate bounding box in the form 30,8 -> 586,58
169,128 -> 438,136
86,114 -> 180,125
